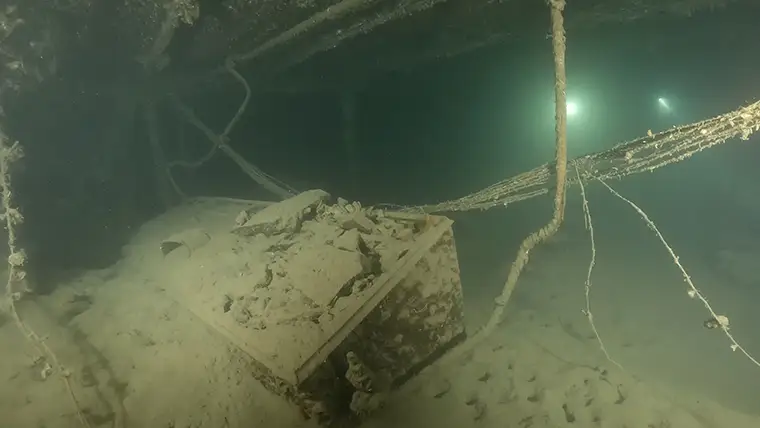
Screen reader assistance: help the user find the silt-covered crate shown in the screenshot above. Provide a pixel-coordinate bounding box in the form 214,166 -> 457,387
158,190 -> 466,425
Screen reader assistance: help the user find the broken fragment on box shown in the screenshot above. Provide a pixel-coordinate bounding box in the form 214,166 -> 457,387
159,228 -> 211,256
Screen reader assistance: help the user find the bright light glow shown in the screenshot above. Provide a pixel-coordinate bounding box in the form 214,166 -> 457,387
658,97 -> 672,112
566,101 -> 579,116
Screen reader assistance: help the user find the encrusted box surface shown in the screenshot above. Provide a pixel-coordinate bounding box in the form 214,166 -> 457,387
160,195 -> 466,424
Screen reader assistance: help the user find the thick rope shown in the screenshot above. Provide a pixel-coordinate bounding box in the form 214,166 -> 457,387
474,0 -> 569,342
167,63 -> 296,200
421,0 -> 570,371
385,99 -> 760,214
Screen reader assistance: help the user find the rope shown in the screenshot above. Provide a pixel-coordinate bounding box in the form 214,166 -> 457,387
390,99 -> 760,214
167,64 -> 297,200
473,0 -> 569,342
0,139 -> 90,428
423,0 -> 571,368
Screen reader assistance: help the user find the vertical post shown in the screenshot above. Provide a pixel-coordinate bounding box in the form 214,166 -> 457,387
144,102 -> 175,210
111,95 -> 140,228
549,0 -> 568,223
341,91 -> 359,196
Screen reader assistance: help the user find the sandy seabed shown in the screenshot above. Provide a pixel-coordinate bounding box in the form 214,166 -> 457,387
1,197 -> 759,428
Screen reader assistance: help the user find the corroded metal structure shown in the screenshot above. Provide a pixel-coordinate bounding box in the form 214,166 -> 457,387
0,0 -> 741,99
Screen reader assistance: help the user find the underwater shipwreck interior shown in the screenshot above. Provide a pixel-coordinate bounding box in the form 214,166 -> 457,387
2,0 -> 760,427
